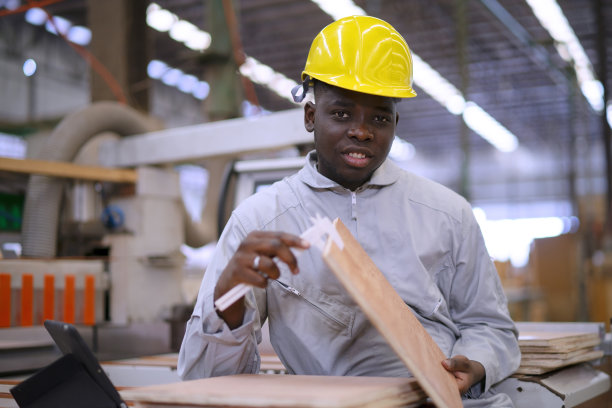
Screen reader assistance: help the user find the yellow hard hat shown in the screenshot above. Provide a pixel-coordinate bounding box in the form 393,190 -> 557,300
298,15 -> 417,100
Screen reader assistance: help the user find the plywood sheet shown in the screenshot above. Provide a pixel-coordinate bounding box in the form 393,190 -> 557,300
322,219 -> 461,408
515,349 -> 604,375
520,346 -> 602,360
119,374 -> 426,408
519,331 -> 600,353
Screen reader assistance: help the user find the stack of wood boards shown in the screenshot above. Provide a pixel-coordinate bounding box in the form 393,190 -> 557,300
517,331 -> 604,375
119,374 -> 428,408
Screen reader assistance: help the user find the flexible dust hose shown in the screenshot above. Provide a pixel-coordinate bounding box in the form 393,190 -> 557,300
21,101 -> 157,258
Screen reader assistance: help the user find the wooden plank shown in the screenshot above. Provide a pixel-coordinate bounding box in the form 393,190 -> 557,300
520,346 -> 603,360
515,349 -> 604,375
0,157 -> 138,183
519,331 -> 600,353
322,219 -> 462,408
119,374 -> 427,408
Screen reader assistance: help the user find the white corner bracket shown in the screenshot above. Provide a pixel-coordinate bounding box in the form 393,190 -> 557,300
214,214 -> 344,312
299,214 -> 344,252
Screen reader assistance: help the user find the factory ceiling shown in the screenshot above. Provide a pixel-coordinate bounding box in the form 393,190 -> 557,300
5,0 -> 612,161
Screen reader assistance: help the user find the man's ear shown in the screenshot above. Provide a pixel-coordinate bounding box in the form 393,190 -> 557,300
304,101 -> 315,133
395,111 -> 399,126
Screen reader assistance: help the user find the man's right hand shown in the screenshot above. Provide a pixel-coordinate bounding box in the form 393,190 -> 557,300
214,231 -> 310,329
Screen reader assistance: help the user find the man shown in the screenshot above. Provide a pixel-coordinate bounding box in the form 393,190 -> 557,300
179,15 -> 520,406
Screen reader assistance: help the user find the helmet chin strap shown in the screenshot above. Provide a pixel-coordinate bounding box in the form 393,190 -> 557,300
291,77 -> 311,102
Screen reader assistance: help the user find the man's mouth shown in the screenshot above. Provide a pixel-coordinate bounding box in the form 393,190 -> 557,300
347,152 -> 366,159
343,151 -> 371,167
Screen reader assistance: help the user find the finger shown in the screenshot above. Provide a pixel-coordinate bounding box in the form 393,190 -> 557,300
229,253 -> 268,288
254,234 -> 305,274
442,356 -> 471,373
255,255 -> 281,280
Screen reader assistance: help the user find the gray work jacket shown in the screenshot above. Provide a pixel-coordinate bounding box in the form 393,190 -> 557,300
178,151 -> 520,403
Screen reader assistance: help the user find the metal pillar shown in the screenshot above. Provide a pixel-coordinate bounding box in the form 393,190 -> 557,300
595,0 -> 612,238
457,0 -> 470,200
203,0 -> 243,121
87,0 -> 149,111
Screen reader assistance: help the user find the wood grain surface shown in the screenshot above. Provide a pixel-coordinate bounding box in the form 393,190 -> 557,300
120,374 -> 426,408
322,219 -> 462,408
519,331 -> 600,353
515,349 -> 605,375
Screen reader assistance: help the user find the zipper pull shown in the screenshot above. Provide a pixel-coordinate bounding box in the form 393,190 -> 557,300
351,191 -> 357,220
275,280 -> 302,296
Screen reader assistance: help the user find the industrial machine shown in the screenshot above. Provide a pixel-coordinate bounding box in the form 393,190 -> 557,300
0,102 -> 610,407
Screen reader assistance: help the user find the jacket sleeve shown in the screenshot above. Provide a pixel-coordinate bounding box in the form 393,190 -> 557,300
449,206 -> 521,396
177,215 -> 266,380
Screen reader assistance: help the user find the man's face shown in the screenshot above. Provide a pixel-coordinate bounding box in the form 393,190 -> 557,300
304,83 -> 399,191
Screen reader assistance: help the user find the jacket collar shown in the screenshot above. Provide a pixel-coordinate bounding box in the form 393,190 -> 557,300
299,150 -> 401,190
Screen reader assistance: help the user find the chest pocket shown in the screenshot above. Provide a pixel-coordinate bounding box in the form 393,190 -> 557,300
269,280 -> 355,337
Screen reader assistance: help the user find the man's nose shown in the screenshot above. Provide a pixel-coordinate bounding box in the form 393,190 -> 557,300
347,119 -> 373,141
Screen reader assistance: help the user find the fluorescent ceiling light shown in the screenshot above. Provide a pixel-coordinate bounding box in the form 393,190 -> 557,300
412,54 -> 466,115
147,59 -> 167,79
147,3 -> 211,52
67,25 -> 92,46
525,0 -> 604,112
146,4 -> 176,32
45,15 -> 71,36
389,136 -> 416,162
309,0 -> 366,19
169,20 -> 198,42
178,74 -> 198,93
193,81 -> 210,100
24,8 -> 91,45
239,56 -> 299,101
25,7 -> 47,25
161,68 -> 183,86
463,102 -> 518,152
2,0 -> 19,10
22,58 -> 37,76
184,31 -> 212,51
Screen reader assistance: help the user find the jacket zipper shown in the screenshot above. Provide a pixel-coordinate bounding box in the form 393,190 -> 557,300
351,191 -> 357,220
273,280 -> 345,327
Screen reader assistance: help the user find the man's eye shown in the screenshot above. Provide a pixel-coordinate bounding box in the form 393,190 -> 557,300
334,111 -> 349,119
375,115 -> 391,123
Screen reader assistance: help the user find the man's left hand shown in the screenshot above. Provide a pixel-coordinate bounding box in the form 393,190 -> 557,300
441,355 -> 485,394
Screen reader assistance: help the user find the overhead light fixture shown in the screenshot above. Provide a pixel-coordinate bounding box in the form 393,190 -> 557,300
389,136 -> 416,162
24,7 -> 46,25
178,74 -> 198,93
309,0 -> 366,19
192,81 -> 210,100
67,25 -> 92,46
147,59 -> 167,79
525,0 -> 604,112
412,55 -> 466,115
24,7 -> 92,46
161,68 -> 182,86
44,14 -> 71,36
22,58 -> 37,77
146,3 -> 211,52
463,102 -> 518,152
239,56 -> 299,101
146,5 -> 176,32
146,59 -> 210,101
